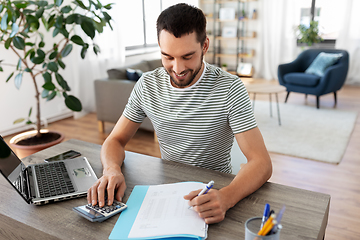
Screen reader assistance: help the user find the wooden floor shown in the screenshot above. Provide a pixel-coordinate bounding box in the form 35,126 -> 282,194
3,80 -> 360,240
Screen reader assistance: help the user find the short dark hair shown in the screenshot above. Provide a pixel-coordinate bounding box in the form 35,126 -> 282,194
157,3 -> 207,45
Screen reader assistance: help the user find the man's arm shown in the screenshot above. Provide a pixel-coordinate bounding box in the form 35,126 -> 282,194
184,127 -> 272,224
87,115 -> 141,207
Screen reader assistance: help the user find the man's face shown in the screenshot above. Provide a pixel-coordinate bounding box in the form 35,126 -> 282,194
158,30 -> 209,88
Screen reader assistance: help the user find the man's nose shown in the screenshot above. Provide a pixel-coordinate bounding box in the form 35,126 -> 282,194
172,59 -> 186,75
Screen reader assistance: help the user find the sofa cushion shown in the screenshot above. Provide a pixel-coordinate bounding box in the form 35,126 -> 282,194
107,61 -> 152,79
305,52 -> 343,77
284,72 -> 321,87
147,59 -> 162,70
126,68 -> 143,81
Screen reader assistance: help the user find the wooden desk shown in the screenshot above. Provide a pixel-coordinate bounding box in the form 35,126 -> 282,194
0,139 -> 330,240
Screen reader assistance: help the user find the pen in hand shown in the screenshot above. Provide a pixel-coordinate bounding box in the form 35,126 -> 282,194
188,180 -> 214,209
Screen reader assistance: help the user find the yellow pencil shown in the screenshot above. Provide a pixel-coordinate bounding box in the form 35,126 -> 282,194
260,219 -> 277,236
257,214 -> 275,236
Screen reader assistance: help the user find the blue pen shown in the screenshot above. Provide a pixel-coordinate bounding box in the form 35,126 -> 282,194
188,180 -> 214,209
260,203 -> 270,229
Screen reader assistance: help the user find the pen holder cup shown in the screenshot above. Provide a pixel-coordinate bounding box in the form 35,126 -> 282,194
245,217 -> 280,240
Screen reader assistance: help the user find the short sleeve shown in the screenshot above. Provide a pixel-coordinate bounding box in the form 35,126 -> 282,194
122,77 -> 147,123
226,78 -> 257,134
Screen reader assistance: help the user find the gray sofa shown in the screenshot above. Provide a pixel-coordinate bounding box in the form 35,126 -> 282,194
94,59 -> 162,133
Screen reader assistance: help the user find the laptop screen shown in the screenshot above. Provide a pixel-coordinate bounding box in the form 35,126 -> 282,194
0,137 -> 29,201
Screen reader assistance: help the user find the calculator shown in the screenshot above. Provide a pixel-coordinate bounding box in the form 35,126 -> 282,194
73,200 -> 127,222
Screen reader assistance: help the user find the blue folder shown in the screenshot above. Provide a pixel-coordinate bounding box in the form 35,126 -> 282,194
109,185 -> 205,240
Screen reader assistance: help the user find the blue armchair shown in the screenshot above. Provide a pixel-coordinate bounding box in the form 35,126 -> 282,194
278,49 -> 349,108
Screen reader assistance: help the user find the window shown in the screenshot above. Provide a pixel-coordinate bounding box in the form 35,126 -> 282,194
299,0 -> 345,42
123,0 -> 199,51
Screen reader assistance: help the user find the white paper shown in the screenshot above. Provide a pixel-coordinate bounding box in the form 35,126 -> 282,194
128,182 -> 207,239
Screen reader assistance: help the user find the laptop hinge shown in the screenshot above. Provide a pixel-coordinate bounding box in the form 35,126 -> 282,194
23,167 -> 34,203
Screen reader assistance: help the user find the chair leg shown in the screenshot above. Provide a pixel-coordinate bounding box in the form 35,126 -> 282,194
334,92 -> 337,106
285,92 -> 290,103
305,94 -> 308,100
316,96 -> 320,109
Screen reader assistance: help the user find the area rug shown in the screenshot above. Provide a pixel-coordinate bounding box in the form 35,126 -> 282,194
252,101 -> 358,164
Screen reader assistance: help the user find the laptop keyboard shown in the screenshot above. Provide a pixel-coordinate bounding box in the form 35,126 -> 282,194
35,162 -> 75,198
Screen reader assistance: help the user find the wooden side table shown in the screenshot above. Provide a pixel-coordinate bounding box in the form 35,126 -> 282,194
245,84 -> 286,126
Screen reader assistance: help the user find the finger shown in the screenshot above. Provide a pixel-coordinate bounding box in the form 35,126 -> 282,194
116,181 -> 127,202
204,215 -> 224,224
183,189 -> 202,200
89,181 -> 100,205
106,176 -> 120,205
97,179 -> 108,207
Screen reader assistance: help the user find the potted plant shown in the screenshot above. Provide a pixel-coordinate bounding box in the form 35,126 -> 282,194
296,20 -> 323,47
221,63 -> 228,71
0,0 -> 113,158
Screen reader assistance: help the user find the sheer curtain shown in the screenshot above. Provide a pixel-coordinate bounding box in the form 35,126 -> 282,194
335,0 -> 360,85
254,0 -> 299,80
66,0 -> 126,118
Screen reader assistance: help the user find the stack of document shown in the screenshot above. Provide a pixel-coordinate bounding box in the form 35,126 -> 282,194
109,182 -> 208,240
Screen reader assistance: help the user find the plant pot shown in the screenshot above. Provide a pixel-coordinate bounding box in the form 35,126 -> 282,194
9,129 -> 64,159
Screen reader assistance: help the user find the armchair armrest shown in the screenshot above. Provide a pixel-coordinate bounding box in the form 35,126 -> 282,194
318,63 -> 349,94
278,58 -> 304,85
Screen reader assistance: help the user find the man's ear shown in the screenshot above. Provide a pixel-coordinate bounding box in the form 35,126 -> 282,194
202,37 -> 210,55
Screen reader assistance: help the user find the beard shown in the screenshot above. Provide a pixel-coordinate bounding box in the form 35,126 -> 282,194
166,53 -> 204,88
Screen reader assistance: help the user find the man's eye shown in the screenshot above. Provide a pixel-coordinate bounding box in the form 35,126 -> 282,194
183,56 -> 192,60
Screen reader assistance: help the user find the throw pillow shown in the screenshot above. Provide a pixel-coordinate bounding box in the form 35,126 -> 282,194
305,52 -> 343,77
126,68 -> 143,81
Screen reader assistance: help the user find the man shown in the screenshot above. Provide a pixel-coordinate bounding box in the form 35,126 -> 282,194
88,3 -> 272,224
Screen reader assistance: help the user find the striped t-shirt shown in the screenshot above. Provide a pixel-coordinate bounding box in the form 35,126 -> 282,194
123,62 -> 257,173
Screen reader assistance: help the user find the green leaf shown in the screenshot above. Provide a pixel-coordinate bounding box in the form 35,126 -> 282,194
47,14 -> 56,28
93,19 -> 103,33
65,13 -> 81,24
42,72 -> 52,82
53,27 -> 60,37
70,35 -> 84,46
74,0 -> 87,10
64,95 -> 82,112
39,41 -> 45,48
6,72 -> 14,82
10,23 -> 19,38
14,73 -> 23,89
42,81 -> 56,91
1,12 -> 8,30
36,1 -> 48,7
13,36 -> 25,50
13,118 -> 25,124
60,27 -> 69,38
81,21 -> 95,39
61,44 -> 73,57
103,12 -> 112,22
56,0 -> 64,7
80,45 -> 88,59
57,59 -> 65,69
47,91 -> 57,101
5,38 -> 12,49
20,32 -> 30,38
55,15 -> 64,28
41,89 -> 49,98
0,66 -> 3,72
16,58 -> 21,70
25,48 -> 35,59
35,7 -> 45,18
23,9 -> 35,14
30,56 -> 44,64
49,51 -> 58,60
37,49 -> 45,58
93,44 -> 100,55
24,68 -> 32,72
61,5 -> 72,13
47,61 -> 59,72
103,3 -> 113,10
28,107 -> 32,117
55,72 -> 70,91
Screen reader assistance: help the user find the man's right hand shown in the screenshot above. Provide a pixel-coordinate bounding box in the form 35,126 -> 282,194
87,166 -> 126,208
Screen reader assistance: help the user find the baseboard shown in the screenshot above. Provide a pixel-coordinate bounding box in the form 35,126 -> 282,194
0,112 -> 74,137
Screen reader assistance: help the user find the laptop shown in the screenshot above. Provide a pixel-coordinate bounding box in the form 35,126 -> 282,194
0,136 -> 98,205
